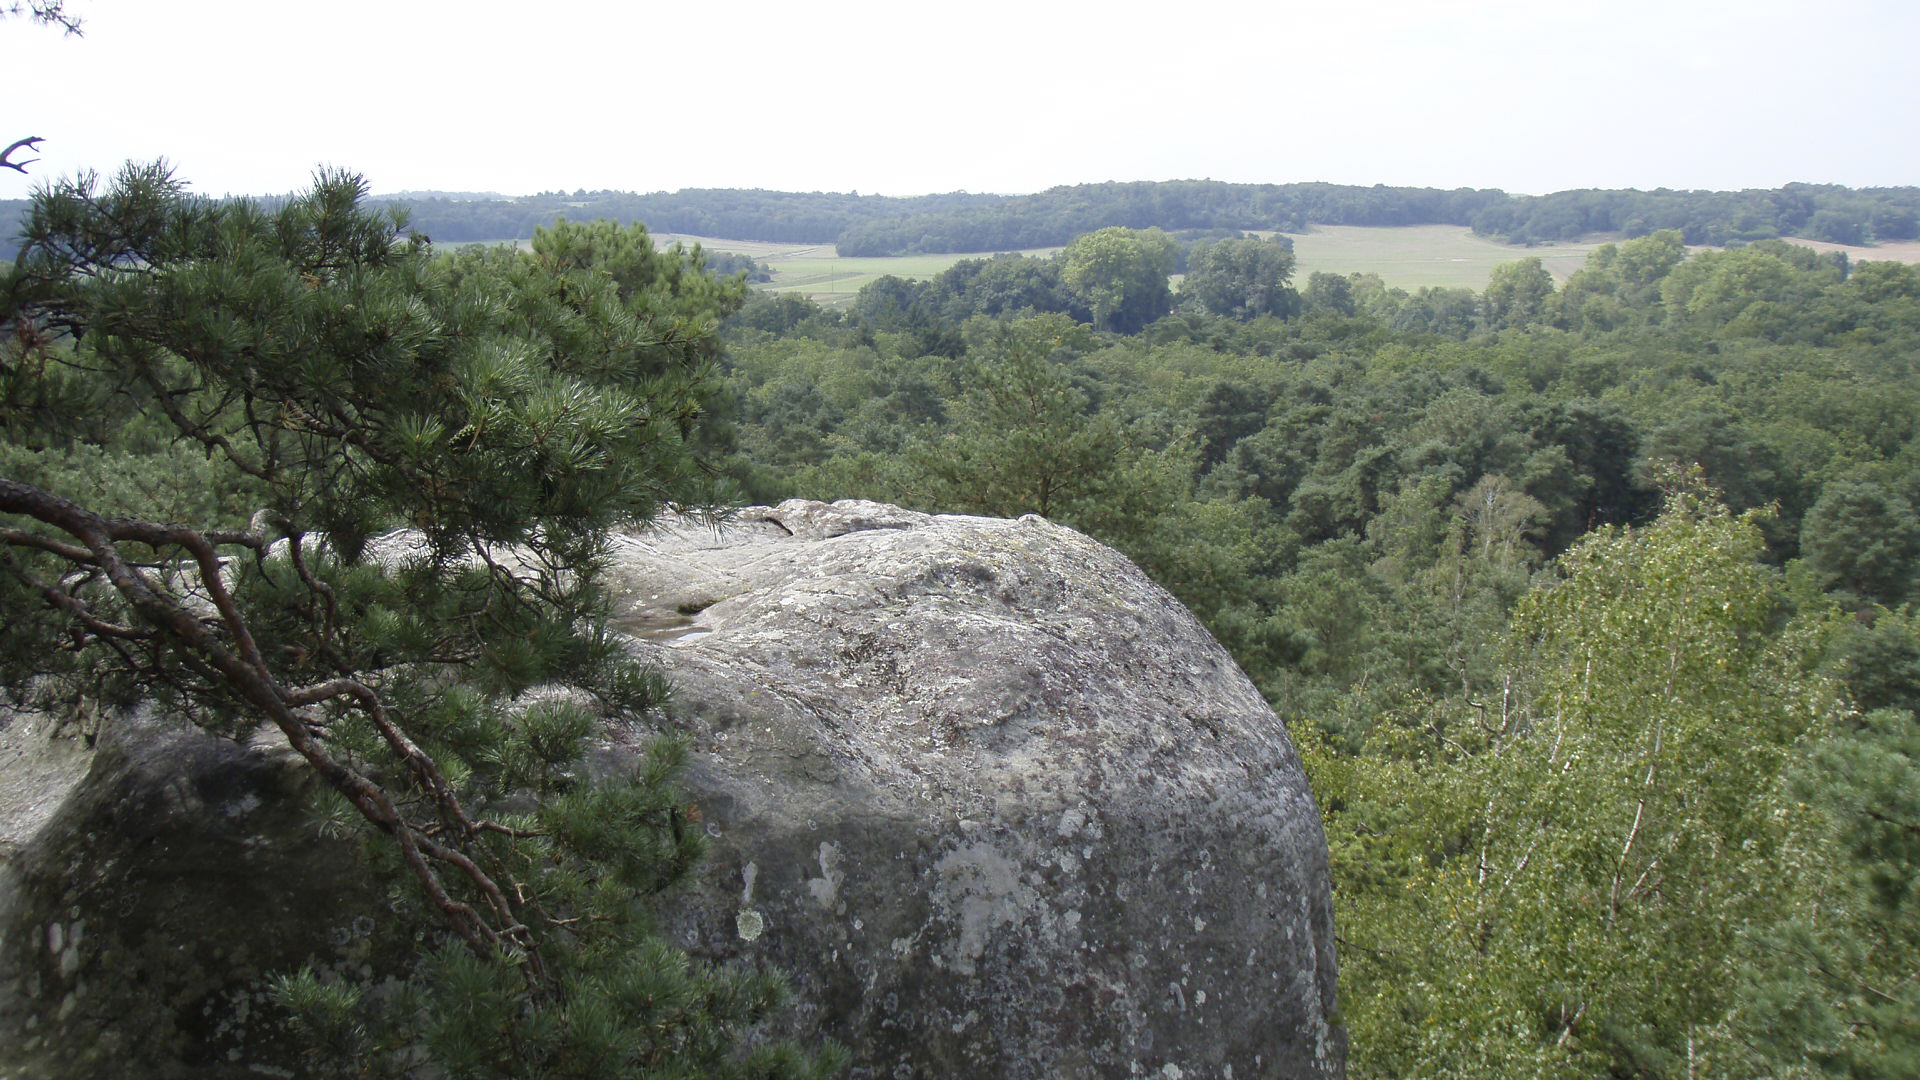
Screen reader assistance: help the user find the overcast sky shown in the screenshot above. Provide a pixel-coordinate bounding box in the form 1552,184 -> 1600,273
5,0 -> 1916,201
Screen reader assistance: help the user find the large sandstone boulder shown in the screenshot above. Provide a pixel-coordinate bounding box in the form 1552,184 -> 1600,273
0,500 -> 1341,1079
607,500 -> 1341,1079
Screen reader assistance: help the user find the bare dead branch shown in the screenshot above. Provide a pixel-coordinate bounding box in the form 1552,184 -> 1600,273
0,136 -> 43,173
6,0 -> 82,35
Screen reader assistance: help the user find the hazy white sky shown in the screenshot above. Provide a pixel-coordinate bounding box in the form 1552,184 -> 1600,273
5,0 -> 1916,201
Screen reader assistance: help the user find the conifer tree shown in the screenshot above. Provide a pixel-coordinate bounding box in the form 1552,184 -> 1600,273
0,165 -> 843,1077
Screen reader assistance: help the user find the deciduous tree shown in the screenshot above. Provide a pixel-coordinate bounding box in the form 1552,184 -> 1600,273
1178,234 -> 1298,320
1317,478 -> 1849,1078
1061,226 -> 1177,333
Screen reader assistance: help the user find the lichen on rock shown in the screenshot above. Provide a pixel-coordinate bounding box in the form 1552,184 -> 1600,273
609,500 -> 1343,1079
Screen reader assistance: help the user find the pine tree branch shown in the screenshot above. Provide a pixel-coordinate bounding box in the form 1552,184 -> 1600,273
4,561 -> 152,641
0,475 -> 543,976
0,524 -> 96,562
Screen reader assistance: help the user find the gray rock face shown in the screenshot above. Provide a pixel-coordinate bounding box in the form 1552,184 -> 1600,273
0,709 -> 392,1079
608,500 -> 1341,1079
0,499 -> 1342,1079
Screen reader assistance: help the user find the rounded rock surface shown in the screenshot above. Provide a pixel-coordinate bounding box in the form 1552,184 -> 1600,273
607,500 -> 1342,1079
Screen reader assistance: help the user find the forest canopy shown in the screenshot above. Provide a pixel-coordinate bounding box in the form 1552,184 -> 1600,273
711,218 -> 1920,1078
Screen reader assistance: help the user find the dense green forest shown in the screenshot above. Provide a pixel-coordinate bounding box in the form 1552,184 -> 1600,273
5,165 -> 1919,1076
713,225 -> 1920,1077
12,178 -> 1911,260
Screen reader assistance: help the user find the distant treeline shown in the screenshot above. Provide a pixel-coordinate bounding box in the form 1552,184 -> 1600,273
5,179 -> 1916,260
1476,183 -> 1920,246
834,181 -> 1920,252
830,181 -> 1504,254
376,180 -> 1920,254
367,188 -> 1001,247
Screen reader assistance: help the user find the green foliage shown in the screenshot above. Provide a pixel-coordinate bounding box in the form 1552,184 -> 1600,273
1061,226 -> 1178,333
1661,241 -> 1846,338
1798,463 -> 1920,607
818,179 -> 1919,257
849,253 -> 1086,330
12,180 -> 1920,268
715,217 -> 1920,1077
1730,700 -> 1920,1080
274,729 -> 849,1080
1316,482 -> 1851,1078
1480,257 -> 1555,330
899,315 -> 1157,521
1179,234 -> 1299,320
0,166 -> 838,1077
1302,270 -> 1358,317
1469,182 -> 1920,246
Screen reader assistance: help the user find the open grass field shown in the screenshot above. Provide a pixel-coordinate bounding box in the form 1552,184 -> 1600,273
655,227 -> 1602,300
1284,225 -> 1607,290
1781,236 -> 1920,265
